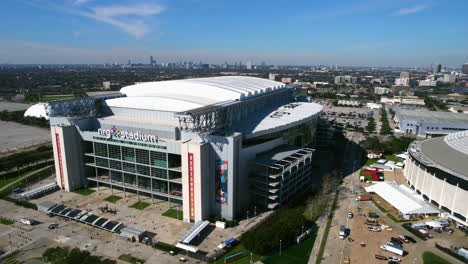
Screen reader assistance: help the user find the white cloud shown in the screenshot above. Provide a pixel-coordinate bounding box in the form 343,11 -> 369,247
26,1 -> 165,38
73,0 -> 92,5
78,10 -> 151,38
393,5 -> 428,16
92,4 -> 165,17
73,4 -> 165,38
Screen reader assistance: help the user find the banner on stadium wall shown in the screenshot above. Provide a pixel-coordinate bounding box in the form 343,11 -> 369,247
188,153 -> 195,219
215,160 -> 228,205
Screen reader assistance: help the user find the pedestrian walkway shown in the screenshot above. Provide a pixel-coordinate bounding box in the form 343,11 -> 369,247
308,196 -> 334,264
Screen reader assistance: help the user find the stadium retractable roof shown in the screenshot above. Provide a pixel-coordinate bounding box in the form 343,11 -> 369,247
106,76 -> 286,113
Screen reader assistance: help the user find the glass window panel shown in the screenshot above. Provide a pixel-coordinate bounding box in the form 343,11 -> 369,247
150,151 -> 167,168
137,165 -> 150,176
136,149 -> 149,165
94,143 -> 108,157
123,162 -> 135,173
96,157 -> 108,167
108,145 -> 121,159
151,167 -> 167,179
109,160 -> 122,170
122,147 -> 135,162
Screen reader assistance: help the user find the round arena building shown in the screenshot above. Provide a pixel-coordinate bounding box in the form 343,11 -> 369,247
405,130 -> 468,226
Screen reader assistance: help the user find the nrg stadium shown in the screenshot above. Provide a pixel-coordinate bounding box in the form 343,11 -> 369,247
45,76 -> 322,223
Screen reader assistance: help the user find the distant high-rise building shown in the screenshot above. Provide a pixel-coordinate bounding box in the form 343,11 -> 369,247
269,73 -> 278,81
150,56 -> 156,67
395,78 -> 410,86
400,71 -> 411,79
335,75 -> 357,84
463,63 -> 468,75
128,60 -> 131,65
433,64 -> 441,74
246,60 -> 252,70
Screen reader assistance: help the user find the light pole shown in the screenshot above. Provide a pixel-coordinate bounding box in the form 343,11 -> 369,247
279,240 -> 282,256
302,225 -> 304,235
254,206 -> 257,217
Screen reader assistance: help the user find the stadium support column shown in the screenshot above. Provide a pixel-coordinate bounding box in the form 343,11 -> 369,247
51,125 -> 85,191
181,141 -> 210,223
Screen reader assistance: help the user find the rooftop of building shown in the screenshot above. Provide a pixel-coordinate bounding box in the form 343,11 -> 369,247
397,110 -> 468,125
105,76 -> 286,113
409,130 -> 468,181
237,102 -> 322,138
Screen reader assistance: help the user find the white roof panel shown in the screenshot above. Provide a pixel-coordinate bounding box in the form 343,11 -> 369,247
105,97 -> 204,112
24,103 -> 49,120
365,182 -> 439,215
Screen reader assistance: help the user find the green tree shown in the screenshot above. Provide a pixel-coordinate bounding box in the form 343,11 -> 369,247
42,246 -> 116,264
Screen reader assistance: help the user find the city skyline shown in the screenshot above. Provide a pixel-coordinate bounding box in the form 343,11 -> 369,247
0,0 -> 467,66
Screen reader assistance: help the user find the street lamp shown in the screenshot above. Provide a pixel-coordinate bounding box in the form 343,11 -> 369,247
279,240 -> 282,256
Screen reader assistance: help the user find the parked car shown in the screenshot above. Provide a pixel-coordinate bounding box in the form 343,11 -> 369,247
397,235 -> 409,243
404,235 -> 416,243
375,255 -> 387,260
48,223 -> 59,229
348,212 -> 354,218
19,218 -> 35,226
388,256 -> 401,262
390,237 -> 403,246
368,227 -> 381,232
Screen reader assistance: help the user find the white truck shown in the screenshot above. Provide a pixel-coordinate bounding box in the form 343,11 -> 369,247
339,225 -> 346,240
380,242 -> 404,256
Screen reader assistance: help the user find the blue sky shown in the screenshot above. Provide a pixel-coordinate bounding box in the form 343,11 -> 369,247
0,0 -> 467,66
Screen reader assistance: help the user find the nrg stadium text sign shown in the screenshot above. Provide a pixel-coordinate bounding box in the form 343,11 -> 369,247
98,125 -> 159,143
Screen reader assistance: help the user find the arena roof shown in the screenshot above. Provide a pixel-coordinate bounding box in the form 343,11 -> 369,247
396,110 -> 468,125
409,130 -> 468,181
106,76 -> 286,112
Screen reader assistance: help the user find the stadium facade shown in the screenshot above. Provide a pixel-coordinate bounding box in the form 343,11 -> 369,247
405,130 -> 468,226
48,76 -> 322,222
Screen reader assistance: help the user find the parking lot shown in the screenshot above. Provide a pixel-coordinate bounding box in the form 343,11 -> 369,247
0,121 -> 50,153
320,105 -> 382,134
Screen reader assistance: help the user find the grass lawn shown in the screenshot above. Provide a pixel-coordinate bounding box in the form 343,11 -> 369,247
422,251 -> 452,264
384,155 -> 403,163
162,208 -> 183,220
0,181 -> 25,198
315,191 -> 339,264
212,244 -> 264,264
263,230 -> 318,264
129,201 -> 150,210
0,217 -> 14,225
72,188 -> 96,196
103,195 -> 122,203
0,169 -> 42,189
364,159 -> 377,166
118,254 -> 145,264
42,96 -> 75,101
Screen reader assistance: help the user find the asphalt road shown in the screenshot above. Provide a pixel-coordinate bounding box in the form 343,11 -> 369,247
318,135 -> 362,264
